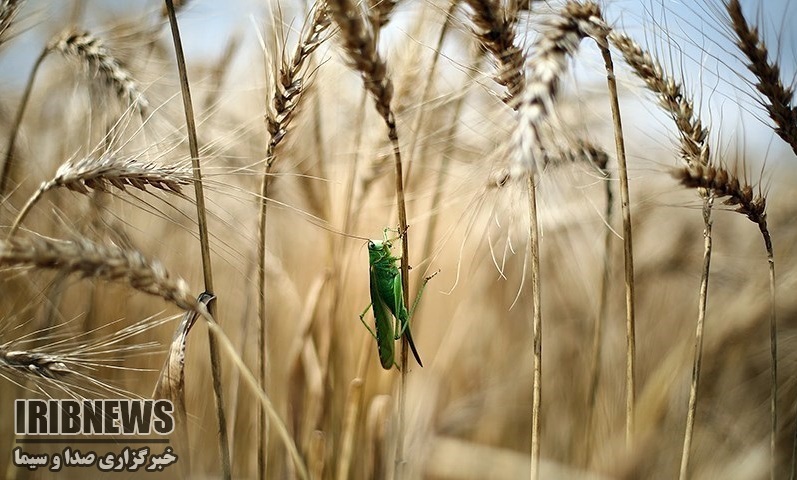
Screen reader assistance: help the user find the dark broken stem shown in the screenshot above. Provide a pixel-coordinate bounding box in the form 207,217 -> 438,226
163,2 -> 230,479
600,43 -> 636,448
678,195 -> 714,480
0,48 -> 49,199
760,226 -> 776,480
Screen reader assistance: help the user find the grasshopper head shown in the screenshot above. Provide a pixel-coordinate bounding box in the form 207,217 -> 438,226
367,239 -> 391,263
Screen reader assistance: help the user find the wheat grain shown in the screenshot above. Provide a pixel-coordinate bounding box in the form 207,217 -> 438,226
51,154 -> 191,195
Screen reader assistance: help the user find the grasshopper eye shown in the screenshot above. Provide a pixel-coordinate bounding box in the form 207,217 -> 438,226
367,240 -> 375,249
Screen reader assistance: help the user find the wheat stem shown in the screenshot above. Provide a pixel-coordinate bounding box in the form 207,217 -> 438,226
679,195 -> 713,480
527,172 -> 542,480
598,42 -> 636,448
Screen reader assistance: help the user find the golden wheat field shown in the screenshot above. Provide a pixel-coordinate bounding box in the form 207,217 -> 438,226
0,0 -> 795,478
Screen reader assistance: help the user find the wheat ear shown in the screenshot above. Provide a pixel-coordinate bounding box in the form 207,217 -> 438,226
726,0 -> 797,156
608,32 -> 709,169
463,0 -> 525,102
9,154 -> 191,237
0,28 -> 149,198
48,29 -> 148,115
0,349 -> 72,380
0,236 -> 196,309
1,314 -> 169,397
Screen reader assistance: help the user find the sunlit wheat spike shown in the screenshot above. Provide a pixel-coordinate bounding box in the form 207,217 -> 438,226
0,236 -> 197,311
726,0 -> 797,156
48,28 -> 148,115
51,154 -> 192,195
609,32 -> 710,168
267,3 -> 332,151
512,1 -> 610,173
9,154 -> 191,236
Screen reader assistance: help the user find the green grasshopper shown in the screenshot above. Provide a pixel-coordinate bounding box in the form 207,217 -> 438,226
359,231 -> 437,370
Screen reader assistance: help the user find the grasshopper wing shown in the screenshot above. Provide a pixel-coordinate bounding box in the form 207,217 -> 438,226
370,265 -> 396,369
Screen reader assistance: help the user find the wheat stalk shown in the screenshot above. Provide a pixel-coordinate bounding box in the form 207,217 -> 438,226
258,5 -> 332,479
509,3 -> 612,476
609,31 -> 721,477
676,161 -> 776,478
0,47 -> 47,197
162,2 -> 229,477
726,0 -> 797,156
